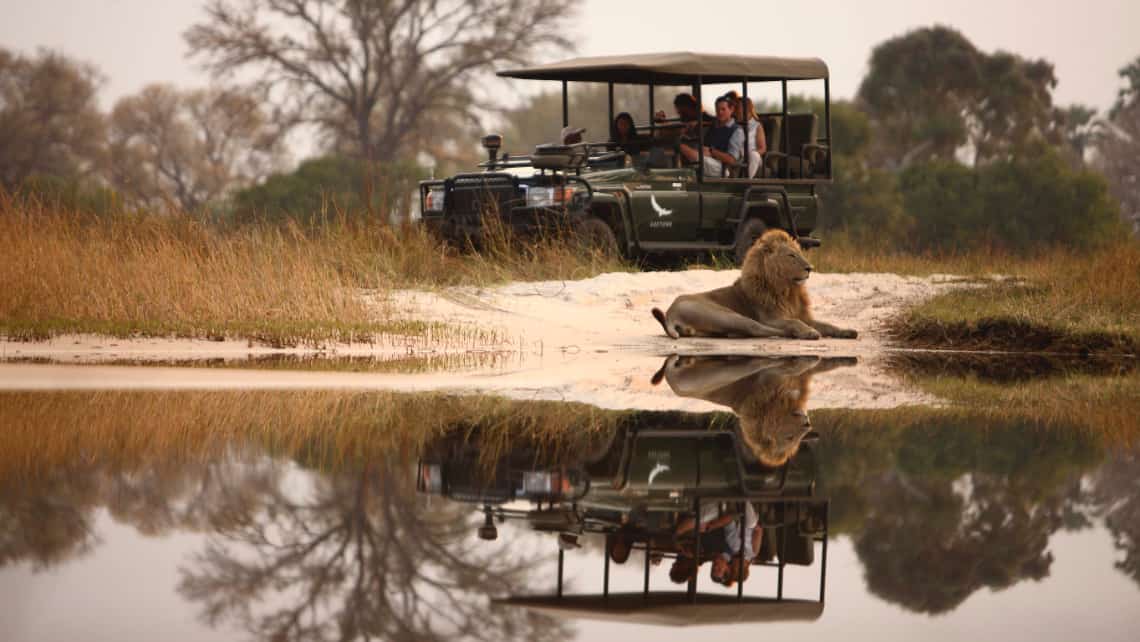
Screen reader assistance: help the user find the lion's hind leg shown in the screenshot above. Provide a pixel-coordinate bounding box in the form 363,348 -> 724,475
670,299 -> 786,338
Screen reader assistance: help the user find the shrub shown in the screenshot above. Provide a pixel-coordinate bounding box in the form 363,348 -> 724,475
230,156 -> 427,227
899,149 -> 1123,253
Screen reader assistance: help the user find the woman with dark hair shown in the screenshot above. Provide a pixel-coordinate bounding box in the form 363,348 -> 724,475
611,111 -> 641,156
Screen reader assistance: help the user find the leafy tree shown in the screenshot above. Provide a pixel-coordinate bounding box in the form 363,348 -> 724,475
109,84 -> 283,212
899,148 -> 1121,252
0,47 -> 106,190
1052,104 -> 1100,168
857,26 -> 982,169
1110,55 -> 1140,119
810,100 -> 909,247
857,26 -> 1058,168
185,0 -> 575,163
231,155 -> 426,225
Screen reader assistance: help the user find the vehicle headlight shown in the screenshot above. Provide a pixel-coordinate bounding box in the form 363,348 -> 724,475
525,186 -> 575,208
522,471 -> 556,496
423,186 -> 445,213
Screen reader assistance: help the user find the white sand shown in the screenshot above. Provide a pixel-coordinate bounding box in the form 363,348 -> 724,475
0,269 -> 961,410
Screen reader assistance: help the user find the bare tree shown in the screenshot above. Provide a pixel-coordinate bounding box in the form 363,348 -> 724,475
109,83 -> 283,211
0,47 -> 106,190
184,0 -> 574,163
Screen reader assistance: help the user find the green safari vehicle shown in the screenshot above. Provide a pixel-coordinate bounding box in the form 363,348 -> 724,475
418,52 -> 835,264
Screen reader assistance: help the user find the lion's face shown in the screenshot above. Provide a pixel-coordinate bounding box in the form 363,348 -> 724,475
741,408 -> 812,467
756,232 -> 812,286
737,382 -> 813,467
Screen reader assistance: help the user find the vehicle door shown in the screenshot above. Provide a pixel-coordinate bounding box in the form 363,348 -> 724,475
627,168 -> 699,243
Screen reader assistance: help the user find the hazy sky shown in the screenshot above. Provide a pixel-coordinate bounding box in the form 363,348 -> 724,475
2,0 -> 1137,112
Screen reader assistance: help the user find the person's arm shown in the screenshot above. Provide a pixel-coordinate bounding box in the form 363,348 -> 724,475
750,526 -> 762,560
755,122 -> 767,156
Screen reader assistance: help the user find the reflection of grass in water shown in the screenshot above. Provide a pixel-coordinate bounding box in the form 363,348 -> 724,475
906,371 -> 1140,445
0,391 -> 623,483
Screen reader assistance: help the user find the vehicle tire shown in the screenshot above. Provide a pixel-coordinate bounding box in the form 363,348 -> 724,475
576,216 -> 621,258
733,218 -> 768,266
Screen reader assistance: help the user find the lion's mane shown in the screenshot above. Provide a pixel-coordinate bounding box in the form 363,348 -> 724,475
736,229 -> 813,322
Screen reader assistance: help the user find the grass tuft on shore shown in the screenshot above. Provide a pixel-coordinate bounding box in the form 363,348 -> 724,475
817,235 -> 1140,354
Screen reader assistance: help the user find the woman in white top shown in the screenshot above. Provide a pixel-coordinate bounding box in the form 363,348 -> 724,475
735,97 -> 767,178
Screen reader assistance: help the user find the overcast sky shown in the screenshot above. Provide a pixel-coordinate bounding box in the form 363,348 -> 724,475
2,0 -> 1137,113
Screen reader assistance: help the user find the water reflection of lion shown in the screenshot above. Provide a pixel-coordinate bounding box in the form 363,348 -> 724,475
652,229 -> 857,340
652,355 -> 855,466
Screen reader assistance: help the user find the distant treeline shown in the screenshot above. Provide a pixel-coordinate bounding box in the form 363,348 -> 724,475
2,15 -> 1138,251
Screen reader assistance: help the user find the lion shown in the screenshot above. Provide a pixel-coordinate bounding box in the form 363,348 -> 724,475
652,229 -> 857,340
651,354 -> 855,466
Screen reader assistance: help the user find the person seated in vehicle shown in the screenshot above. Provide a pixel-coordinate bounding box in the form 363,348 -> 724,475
610,111 -> 642,156
734,96 -> 767,178
677,95 -> 743,176
654,93 -> 713,139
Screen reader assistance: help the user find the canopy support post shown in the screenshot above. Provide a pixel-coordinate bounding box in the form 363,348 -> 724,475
738,502 -> 746,600
648,76 -> 655,138
562,80 -> 569,128
603,545 -> 611,599
643,539 -> 651,597
557,548 -> 564,598
820,502 -> 830,604
688,497 -> 700,602
824,77 -> 832,178
781,80 -> 788,179
608,82 -> 615,135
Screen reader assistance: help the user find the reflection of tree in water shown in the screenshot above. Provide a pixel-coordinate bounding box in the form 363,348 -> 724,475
1086,448 -> 1140,588
178,460 -> 566,642
0,466 -> 101,569
818,418 -> 1103,614
853,471 -> 1062,613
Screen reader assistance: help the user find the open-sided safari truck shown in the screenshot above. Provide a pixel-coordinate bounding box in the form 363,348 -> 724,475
419,52 -> 833,264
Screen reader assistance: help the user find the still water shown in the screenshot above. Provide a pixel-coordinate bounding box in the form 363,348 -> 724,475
1,354 -> 1138,641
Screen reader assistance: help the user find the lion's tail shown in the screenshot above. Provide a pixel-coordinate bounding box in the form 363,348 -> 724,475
652,307 -> 679,339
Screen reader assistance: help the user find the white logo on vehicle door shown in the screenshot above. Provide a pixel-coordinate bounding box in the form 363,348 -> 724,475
648,462 -> 671,486
650,195 -> 673,218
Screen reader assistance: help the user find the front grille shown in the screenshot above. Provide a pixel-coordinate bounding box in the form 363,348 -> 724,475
446,174 -> 521,220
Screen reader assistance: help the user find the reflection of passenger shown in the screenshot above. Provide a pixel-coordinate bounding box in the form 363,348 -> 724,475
652,355 -> 855,466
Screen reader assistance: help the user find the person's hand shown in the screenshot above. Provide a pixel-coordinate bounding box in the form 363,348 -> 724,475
654,110 -> 667,122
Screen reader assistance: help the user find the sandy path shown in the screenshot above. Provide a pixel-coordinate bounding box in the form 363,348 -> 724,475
0,270 -> 958,410
386,268 -> 959,357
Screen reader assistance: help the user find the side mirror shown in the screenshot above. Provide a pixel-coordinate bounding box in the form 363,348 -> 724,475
482,134 -> 503,164
478,508 -> 499,540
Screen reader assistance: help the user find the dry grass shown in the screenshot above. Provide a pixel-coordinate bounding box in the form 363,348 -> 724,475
0,195 -> 629,344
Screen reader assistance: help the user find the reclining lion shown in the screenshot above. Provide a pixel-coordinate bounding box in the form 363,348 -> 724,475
652,229 -> 857,340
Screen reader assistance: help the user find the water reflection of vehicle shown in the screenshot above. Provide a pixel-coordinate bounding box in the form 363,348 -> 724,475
416,355 -> 841,618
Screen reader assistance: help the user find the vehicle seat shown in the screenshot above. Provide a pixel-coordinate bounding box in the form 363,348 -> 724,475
765,114 -> 817,178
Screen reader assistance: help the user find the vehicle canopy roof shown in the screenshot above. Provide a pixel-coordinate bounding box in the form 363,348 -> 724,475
495,593 -> 825,626
498,51 -> 829,85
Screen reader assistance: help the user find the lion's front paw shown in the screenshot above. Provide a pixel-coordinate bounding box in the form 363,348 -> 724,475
835,328 -> 858,339
795,328 -> 822,340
